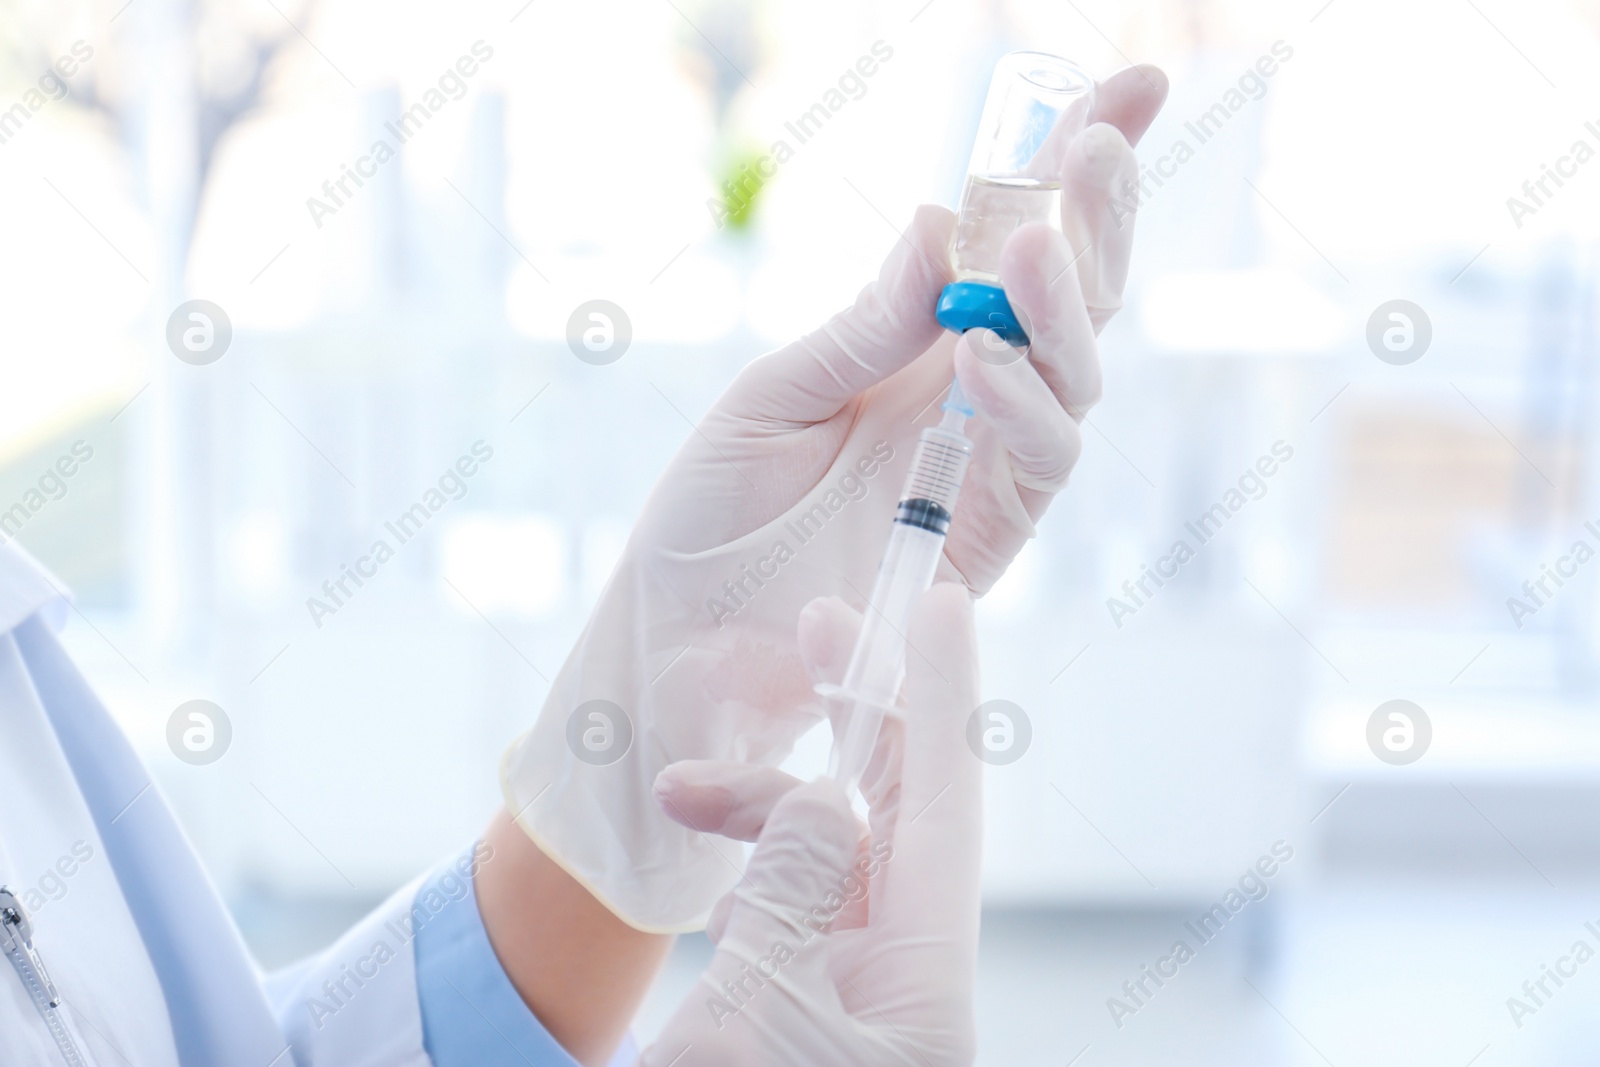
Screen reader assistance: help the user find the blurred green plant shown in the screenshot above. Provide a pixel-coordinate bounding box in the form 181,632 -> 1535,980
714,143 -> 769,231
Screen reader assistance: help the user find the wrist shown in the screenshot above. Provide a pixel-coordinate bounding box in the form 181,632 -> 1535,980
476,808 -> 672,1067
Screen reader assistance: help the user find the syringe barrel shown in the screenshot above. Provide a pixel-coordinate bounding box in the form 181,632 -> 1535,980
825,510 -> 949,791
900,426 -> 973,517
825,414 -> 976,793
837,521 -> 948,710
832,424 -> 974,721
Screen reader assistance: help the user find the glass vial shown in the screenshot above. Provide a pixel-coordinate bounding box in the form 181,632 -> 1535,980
949,52 -> 1095,285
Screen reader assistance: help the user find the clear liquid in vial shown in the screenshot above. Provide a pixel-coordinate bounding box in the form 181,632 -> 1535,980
949,175 -> 1062,284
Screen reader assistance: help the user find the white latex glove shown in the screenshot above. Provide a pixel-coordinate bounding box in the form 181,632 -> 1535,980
502,68 -> 1169,931
641,583 -> 982,1067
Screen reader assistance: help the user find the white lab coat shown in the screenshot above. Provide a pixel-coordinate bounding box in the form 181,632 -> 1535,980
0,543 -> 597,1067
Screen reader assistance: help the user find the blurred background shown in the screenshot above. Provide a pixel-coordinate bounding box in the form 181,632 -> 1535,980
3,0 -> 1600,1062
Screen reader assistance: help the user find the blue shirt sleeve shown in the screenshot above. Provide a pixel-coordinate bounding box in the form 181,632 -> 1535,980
413,843 -> 639,1067
413,843 -> 578,1065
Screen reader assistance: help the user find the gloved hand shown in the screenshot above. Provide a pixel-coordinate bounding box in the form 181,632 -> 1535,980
501,67 -> 1169,931
641,583 -> 982,1066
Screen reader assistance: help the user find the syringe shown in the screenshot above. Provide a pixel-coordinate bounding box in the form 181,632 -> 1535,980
823,377 -> 975,796
825,52 -> 1090,795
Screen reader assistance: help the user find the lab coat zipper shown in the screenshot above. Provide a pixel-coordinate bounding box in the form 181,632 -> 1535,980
0,887 -> 91,1067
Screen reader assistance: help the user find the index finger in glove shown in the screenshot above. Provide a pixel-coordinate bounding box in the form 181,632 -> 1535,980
650,591 -> 898,844
953,324 -> 1084,497
1089,64 -> 1170,147
724,205 -> 953,426
654,760 -> 805,842
949,217 -> 1096,500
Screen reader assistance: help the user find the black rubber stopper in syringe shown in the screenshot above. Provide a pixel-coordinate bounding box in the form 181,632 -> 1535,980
894,498 -> 953,536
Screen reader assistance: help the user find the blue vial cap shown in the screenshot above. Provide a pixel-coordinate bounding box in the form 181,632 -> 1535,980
936,281 -> 1029,347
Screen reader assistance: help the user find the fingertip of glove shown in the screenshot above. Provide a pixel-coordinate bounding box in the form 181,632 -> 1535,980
908,582 -> 976,662
1002,220 -> 1066,260
1071,122 -> 1135,177
910,202 -> 957,241
1113,64 -> 1169,115
1067,125 -> 1140,222
652,766 -> 736,832
1137,64 -> 1170,101
923,579 -> 975,615
797,594 -> 861,673
797,594 -> 849,633
951,334 -> 1023,421
1095,65 -> 1170,147
997,222 -> 1073,295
